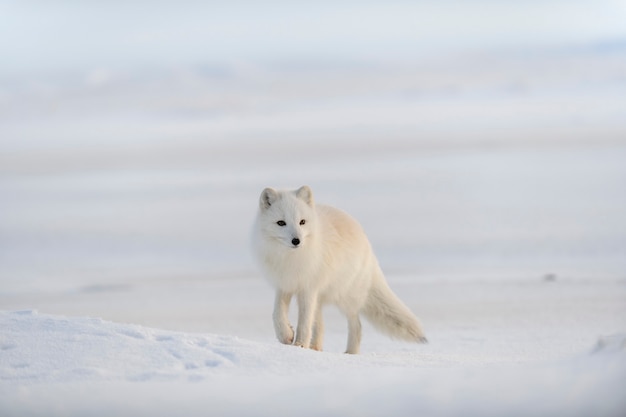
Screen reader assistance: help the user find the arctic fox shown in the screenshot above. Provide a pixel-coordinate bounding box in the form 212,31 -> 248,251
251,185 -> 427,354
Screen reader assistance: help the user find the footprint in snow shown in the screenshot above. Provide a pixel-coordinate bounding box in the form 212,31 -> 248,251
211,348 -> 237,363
115,328 -> 146,339
204,359 -> 223,368
168,349 -> 183,360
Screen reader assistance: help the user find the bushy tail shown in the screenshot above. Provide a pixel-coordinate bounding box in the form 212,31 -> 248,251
362,275 -> 427,343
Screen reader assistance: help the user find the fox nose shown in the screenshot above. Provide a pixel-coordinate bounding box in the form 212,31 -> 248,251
291,238 -> 300,247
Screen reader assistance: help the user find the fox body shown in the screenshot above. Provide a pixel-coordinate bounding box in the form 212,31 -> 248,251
251,185 -> 427,354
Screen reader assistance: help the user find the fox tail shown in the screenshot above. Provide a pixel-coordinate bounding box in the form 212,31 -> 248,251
362,274 -> 427,343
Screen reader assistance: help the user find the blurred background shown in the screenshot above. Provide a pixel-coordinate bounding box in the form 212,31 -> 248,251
1,1 -> 625,333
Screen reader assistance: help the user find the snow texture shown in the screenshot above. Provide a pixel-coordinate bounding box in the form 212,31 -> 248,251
1,309 -> 625,417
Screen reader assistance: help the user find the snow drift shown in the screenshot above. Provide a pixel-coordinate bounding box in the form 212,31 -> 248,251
1,310 -> 625,417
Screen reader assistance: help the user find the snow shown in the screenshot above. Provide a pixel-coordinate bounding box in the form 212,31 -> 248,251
1,307 -> 626,417
2,271 -> 626,416
2,2 -> 626,416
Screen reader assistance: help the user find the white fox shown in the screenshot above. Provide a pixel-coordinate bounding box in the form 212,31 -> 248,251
251,185 -> 427,354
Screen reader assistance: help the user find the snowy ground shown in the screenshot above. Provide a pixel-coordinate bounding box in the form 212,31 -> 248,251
1,308 -> 625,417
2,2 -> 626,416
2,129 -> 625,417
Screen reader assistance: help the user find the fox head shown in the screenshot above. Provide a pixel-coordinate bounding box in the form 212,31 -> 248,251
256,185 -> 316,249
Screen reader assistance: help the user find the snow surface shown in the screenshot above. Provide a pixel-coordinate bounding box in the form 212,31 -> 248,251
1,309 -> 625,417
2,2 -> 626,416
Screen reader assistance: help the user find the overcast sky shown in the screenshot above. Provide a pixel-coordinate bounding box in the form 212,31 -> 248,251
1,1 -> 626,75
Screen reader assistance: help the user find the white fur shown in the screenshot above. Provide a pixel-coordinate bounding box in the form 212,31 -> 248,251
251,185 -> 427,354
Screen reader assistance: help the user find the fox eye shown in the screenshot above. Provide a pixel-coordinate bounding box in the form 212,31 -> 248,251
299,219 -> 306,225
276,220 -> 286,226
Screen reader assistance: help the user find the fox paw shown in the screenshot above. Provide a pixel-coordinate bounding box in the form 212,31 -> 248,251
277,326 -> 294,345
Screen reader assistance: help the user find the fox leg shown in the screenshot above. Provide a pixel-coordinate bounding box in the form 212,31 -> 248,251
310,303 -> 324,351
294,291 -> 318,349
345,313 -> 362,354
273,290 -> 294,344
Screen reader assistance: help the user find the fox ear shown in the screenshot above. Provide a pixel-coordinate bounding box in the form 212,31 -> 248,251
296,185 -> 314,206
260,187 -> 278,210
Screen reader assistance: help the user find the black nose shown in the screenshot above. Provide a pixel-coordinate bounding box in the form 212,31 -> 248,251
291,238 -> 300,246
